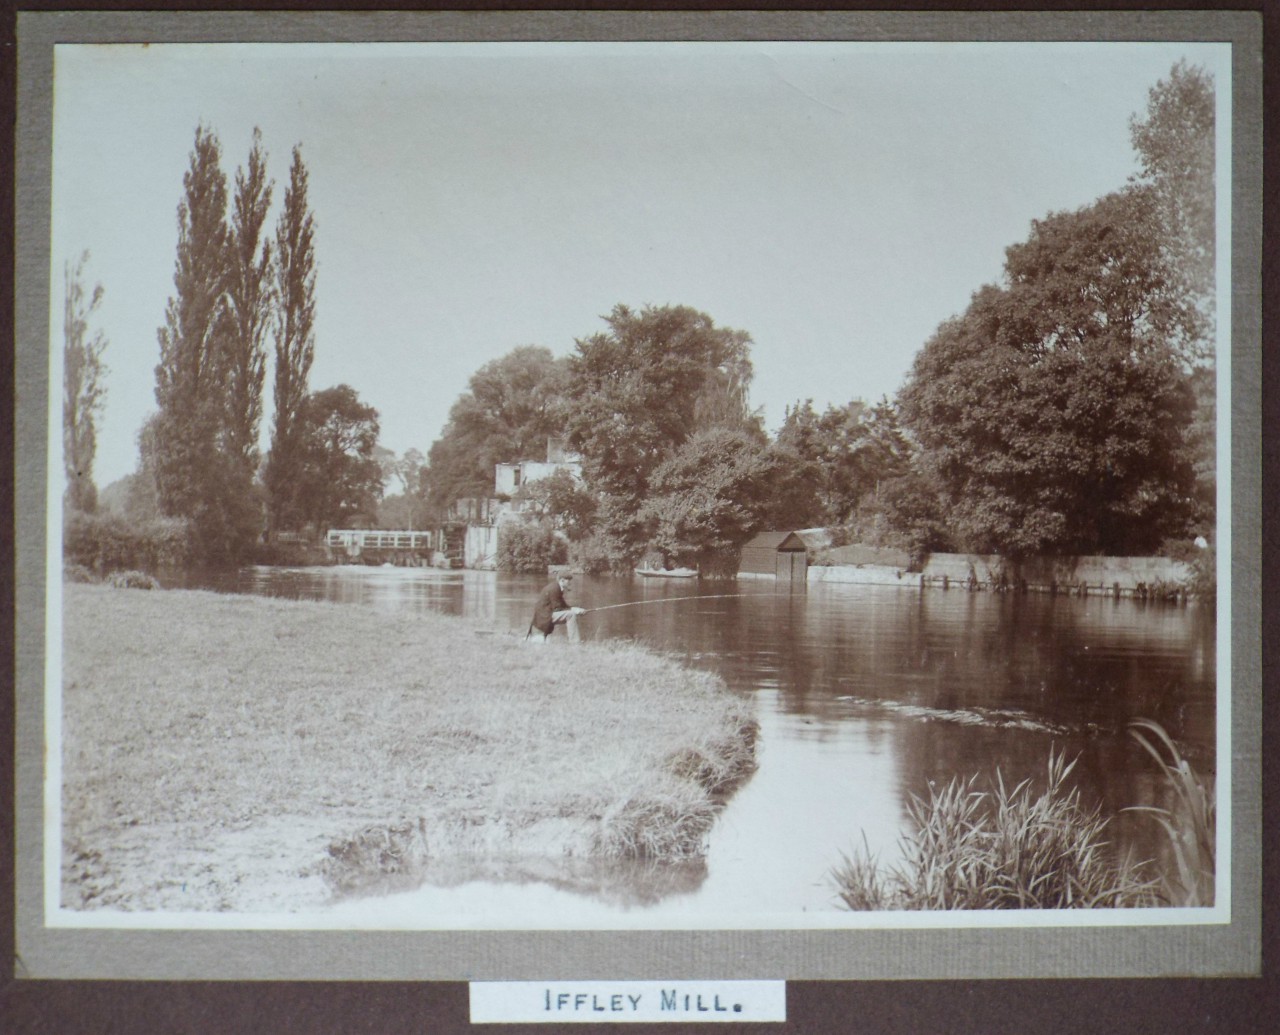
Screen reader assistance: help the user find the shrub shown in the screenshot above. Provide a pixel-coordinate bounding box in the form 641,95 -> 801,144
549,534 -> 569,566
843,473 -> 955,566
827,524 -> 855,548
106,570 -> 162,590
1183,544 -> 1216,607
693,548 -> 742,580
1159,538 -> 1201,564
572,529 -> 639,575
64,510 -> 194,575
832,751 -> 1159,910
496,522 -> 557,574
63,563 -> 97,584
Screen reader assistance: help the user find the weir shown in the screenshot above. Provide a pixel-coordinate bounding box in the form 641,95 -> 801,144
325,528 -> 435,565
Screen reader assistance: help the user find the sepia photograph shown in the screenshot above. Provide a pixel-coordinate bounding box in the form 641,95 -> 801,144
12,10 -> 1262,985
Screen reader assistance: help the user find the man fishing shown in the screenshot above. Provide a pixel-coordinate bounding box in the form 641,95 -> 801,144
527,572 -> 586,643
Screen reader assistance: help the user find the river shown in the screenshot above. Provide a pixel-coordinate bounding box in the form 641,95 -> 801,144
186,565 -> 1216,925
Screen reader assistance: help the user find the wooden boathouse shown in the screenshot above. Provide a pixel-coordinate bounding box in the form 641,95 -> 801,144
739,531 -> 809,582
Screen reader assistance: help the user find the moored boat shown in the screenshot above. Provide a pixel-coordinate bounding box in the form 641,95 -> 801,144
634,567 -> 699,579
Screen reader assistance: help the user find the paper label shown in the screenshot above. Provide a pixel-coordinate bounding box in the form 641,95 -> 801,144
470,981 -> 787,1023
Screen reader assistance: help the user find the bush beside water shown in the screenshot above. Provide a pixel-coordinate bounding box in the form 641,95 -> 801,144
105,570 -> 162,590
63,509 -> 193,576
496,522 -> 566,574
1182,544 -> 1217,608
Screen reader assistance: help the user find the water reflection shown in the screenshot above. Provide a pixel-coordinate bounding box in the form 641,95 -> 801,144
330,853 -> 710,914
183,566 -> 1216,918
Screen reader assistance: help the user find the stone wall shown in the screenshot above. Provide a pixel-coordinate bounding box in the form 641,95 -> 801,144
820,543 -> 913,568
919,552 -> 1192,589
807,547 -> 1194,593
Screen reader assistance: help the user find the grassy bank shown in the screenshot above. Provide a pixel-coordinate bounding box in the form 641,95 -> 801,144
60,584 -> 756,912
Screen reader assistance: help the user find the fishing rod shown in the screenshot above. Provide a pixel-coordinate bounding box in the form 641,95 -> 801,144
583,593 -> 748,614
491,592 -> 749,639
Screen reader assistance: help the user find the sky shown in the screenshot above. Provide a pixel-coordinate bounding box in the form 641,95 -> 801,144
49,41 -> 1229,490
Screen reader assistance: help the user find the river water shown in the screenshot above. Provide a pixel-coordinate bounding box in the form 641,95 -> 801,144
188,565 -> 1216,925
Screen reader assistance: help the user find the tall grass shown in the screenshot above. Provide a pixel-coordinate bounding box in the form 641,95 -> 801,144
1125,719 -> 1216,907
833,751 -> 1159,910
833,722 -> 1215,911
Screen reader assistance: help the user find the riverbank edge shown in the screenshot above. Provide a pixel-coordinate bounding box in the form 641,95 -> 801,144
808,552 -> 1197,597
59,583 -> 758,913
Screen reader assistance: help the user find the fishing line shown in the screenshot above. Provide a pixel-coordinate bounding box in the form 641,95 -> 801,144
487,592 -> 752,638
583,593 -> 749,614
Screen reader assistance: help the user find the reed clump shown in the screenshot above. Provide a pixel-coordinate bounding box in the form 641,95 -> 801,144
1124,719 -> 1215,907
833,751 -> 1160,910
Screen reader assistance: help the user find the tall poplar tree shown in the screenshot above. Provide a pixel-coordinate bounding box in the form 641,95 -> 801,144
225,127 -> 274,477
153,126 -> 233,530
265,145 -> 317,533
63,252 -> 109,514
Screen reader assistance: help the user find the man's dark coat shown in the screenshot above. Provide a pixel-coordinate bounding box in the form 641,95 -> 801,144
530,579 -> 571,636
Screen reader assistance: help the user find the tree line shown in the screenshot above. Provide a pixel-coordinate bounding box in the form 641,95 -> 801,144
64,61 -> 1213,573
422,61 -> 1216,573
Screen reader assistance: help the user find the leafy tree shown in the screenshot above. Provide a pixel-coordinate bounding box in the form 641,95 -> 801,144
1004,186 -> 1201,365
1130,59 -> 1215,363
564,304 -> 759,563
861,399 -> 915,488
395,448 -> 427,496
812,402 -> 877,522
1183,364 -> 1216,539
373,447 -> 429,528
62,252 -> 108,514
376,492 -> 429,531
296,385 -> 383,530
1130,62 -> 1217,537
848,471 -> 954,565
512,468 -> 598,542
123,415 -> 164,521
373,445 -> 399,490
642,427 -> 788,574
775,396 -> 913,526
426,345 -> 569,510
224,128 -> 274,478
899,187 -> 1198,557
265,145 -> 318,533
566,304 -> 758,499
371,445 -> 430,524
775,399 -> 825,458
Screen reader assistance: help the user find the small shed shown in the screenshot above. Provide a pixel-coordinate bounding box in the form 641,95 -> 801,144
740,531 -> 809,582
